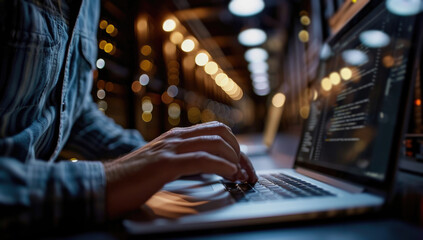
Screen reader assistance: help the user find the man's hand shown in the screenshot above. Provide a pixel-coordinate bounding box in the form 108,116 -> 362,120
103,121 -> 257,218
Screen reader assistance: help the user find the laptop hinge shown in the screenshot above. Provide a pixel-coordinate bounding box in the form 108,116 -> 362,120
296,167 -> 364,193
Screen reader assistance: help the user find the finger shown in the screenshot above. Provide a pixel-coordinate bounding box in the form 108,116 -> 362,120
174,135 -> 240,164
169,152 -> 238,180
172,122 -> 240,157
239,152 -> 258,183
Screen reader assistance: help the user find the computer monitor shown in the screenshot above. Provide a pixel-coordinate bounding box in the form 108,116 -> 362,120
295,1 -> 422,191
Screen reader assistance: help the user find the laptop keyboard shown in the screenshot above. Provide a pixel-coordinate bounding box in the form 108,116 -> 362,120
222,173 -> 335,202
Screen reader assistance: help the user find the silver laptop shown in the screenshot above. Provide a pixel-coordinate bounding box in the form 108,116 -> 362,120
124,1 -> 422,234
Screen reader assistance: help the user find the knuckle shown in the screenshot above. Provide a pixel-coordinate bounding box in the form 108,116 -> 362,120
216,122 -> 231,132
194,151 -> 209,161
169,127 -> 182,137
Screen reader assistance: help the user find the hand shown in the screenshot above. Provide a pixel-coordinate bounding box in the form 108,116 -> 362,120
103,121 -> 257,218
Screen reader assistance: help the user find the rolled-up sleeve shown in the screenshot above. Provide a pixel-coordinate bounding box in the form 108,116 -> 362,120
0,157 -> 105,230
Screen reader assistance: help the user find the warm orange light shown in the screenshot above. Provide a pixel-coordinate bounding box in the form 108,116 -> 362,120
142,112 -> 153,122
131,81 -> 142,93
321,77 -> 332,91
140,60 -> 153,72
99,40 -> 107,50
298,30 -> 309,43
97,79 -> 105,89
161,92 -> 173,104
105,82 -> 114,92
99,20 -> 108,29
272,93 -> 286,108
110,28 -> 118,37
329,72 -> 341,85
141,45 -> 152,56
106,24 -> 115,34
415,99 -> 422,106
188,107 -> 201,124
104,43 -> 113,53
170,31 -> 184,45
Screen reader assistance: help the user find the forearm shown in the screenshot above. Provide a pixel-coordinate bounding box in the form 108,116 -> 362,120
0,157 -> 106,231
104,157 -> 173,219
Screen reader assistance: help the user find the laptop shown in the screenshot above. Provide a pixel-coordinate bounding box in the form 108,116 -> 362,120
124,1 -> 422,234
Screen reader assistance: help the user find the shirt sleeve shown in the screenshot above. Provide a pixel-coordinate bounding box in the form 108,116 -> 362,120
0,157 -> 106,231
63,95 -> 146,160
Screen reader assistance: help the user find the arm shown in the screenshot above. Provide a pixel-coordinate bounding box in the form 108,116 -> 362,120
0,157 -> 105,231
63,97 -> 146,160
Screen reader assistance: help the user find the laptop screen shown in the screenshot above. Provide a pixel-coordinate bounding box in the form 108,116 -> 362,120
295,1 -> 421,186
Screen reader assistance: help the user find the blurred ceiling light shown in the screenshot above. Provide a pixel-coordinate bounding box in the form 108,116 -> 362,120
140,59 -> 153,71
254,87 -> 270,96
139,74 -> 150,86
248,61 -> 269,73
386,0 -> 422,16
98,100 -> 107,111
141,45 -> 152,56
300,105 -> 310,119
272,93 -> 286,108
167,85 -> 179,98
298,30 -> 309,43
231,88 -> 243,101
359,30 -> 390,48
97,89 -> 106,99
329,72 -> 341,85
106,24 -> 115,34
188,107 -> 201,124
238,28 -> 267,46
215,73 -> 228,86
181,39 -> 195,52
244,47 -> 268,62
96,58 -> 105,69
142,99 -> 153,112
162,19 -> 176,32
320,43 -> 332,60
170,31 -> 184,44
340,67 -> 352,80
195,52 -> 209,66
204,61 -> 218,75
168,103 -> 181,119
163,41 -> 177,55
252,75 -> 268,83
253,81 -> 269,90
321,77 -> 332,91
99,20 -> 108,29
313,90 -> 318,100
104,43 -> 113,53
228,0 -> 265,17
342,49 -> 368,66
131,81 -> 142,93
110,28 -> 118,37
222,78 -> 235,92
142,112 -> 152,122
300,16 -> 311,26
99,40 -> 107,50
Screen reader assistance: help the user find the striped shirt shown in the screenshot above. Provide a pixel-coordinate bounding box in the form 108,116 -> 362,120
0,0 -> 145,230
